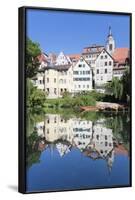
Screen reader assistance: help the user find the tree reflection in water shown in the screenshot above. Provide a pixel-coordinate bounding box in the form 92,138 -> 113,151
26,112 -> 130,171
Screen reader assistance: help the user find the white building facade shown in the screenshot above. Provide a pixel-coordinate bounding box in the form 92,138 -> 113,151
95,49 -> 114,86
73,56 -> 93,93
32,27 -> 129,98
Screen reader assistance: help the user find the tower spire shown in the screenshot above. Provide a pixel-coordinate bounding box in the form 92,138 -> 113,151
108,26 -> 112,36
106,26 -> 115,55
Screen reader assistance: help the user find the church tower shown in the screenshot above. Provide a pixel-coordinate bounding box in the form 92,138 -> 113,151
106,26 -> 115,55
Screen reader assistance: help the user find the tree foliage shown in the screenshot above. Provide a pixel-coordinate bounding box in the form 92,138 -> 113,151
106,77 -> 123,100
26,79 -> 46,108
26,38 -> 41,78
105,67 -> 130,103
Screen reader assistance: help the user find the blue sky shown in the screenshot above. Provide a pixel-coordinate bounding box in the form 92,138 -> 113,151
26,9 -> 130,54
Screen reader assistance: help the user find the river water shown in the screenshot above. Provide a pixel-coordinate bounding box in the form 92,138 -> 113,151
26,111 -> 131,192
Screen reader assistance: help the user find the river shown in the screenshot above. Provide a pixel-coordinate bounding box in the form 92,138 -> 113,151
26,111 -> 131,192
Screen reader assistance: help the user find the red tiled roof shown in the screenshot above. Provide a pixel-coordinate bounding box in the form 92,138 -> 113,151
112,48 -> 129,64
68,54 -> 81,60
37,53 -> 48,63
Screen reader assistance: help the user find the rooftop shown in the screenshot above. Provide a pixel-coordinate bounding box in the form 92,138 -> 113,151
112,48 -> 129,64
45,64 -> 72,71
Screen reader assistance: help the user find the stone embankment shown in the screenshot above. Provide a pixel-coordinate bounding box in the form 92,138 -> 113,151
80,102 -> 128,112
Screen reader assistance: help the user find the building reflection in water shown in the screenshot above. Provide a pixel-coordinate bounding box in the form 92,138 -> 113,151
34,114 -> 126,172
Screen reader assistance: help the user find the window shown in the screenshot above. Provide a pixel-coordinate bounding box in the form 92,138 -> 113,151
105,55 -> 107,59
105,142 -> 108,147
78,64 -> 82,67
105,62 -> 107,66
54,78 -> 56,83
83,85 -> 85,88
73,71 -> 79,75
74,77 -> 90,81
97,69 -> 99,74
83,64 -> 85,67
46,88 -> 49,93
101,76 -> 103,80
109,61 -> 112,66
101,56 -> 103,59
105,69 -> 107,73
96,135 -> 99,140
87,71 -> 90,74
80,71 -> 82,75
47,78 -> 49,83
78,85 -> 81,88
87,85 -> 89,88
83,71 -> 85,75
39,80 -> 42,84
109,143 -> 112,147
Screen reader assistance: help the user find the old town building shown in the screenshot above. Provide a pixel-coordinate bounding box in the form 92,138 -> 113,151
32,27 -> 130,98
73,56 -> 93,93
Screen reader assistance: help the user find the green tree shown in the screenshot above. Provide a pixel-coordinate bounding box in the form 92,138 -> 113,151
26,38 -> 41,78
26,79 -> 46,108
105,66 -> 130,103
105,77 -> 123,100
121,67 -> 130,104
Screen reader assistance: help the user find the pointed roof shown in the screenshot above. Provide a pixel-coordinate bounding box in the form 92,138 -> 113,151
108,26 -> 112,37
37,52 -> 48,63
56,51 -> 71,65
74,55 -> 92,69
96,48 -> 114,61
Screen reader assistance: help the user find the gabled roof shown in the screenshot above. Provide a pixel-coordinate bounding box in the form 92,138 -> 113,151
74,56 -> 92,70
37,52 -> 48,63
112,48 -> 129,64
96,48 -> 114,61
56,51 -> 71,65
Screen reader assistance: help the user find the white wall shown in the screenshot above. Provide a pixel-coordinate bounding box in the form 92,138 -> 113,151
0,0 -> 135,200
95,50 -> 113,85
73,58 -> 93,92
